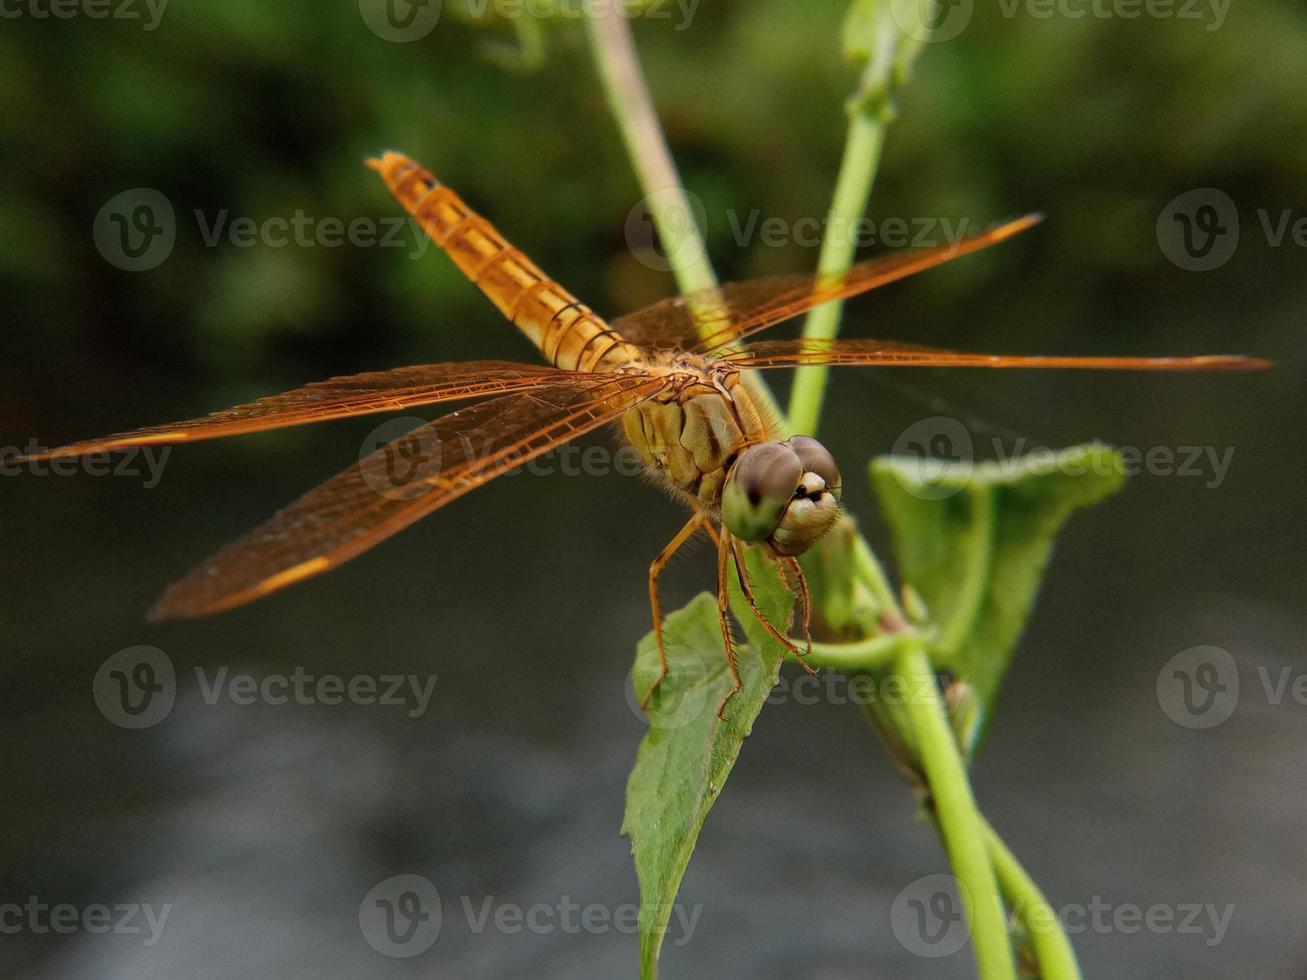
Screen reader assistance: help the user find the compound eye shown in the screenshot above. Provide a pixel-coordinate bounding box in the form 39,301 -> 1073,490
721,443 -> 803,542
786,435 -> 841,501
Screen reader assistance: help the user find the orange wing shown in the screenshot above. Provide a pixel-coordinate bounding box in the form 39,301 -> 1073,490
147,374 -> 664,620
610,215 -> 1042,353
719,338 -> 1271,372
17,361 -> 595,462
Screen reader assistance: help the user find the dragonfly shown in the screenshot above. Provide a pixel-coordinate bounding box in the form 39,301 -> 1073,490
21,151 -> 1268,713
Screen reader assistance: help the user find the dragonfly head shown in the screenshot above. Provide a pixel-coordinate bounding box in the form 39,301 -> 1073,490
721,436 -> 842,557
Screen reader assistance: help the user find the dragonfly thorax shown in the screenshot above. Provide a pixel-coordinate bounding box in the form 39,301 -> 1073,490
618,360 -> 843,556
619,359 -> 767,514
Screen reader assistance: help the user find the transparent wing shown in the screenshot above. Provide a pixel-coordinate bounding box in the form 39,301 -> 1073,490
719,337 -> 1271,372
17,361 -> 598,461
148,374 -> 666,621
610,216 -> 1042,354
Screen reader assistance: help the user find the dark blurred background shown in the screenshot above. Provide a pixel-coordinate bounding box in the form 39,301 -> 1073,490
2,1 -> 1305,977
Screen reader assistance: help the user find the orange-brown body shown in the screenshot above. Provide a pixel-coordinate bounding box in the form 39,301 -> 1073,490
372,151 -> 773,516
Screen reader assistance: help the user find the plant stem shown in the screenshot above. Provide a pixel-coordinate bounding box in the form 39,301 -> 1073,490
787,111 -> 887,435
588,11 -> 1031,980
584,0 -> 784,426
585,0 -> 715,296
785,2 -> 912,436
851,533 -> 904,619
983,818 -> 1082,979
897,642 -> 1016,980
785,631 -> 911,671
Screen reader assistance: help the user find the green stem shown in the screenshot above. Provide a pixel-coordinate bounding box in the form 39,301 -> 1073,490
897,642 -> 1016,980
851,532 -> 904,620
584,1 -> 784,427
786,0 -> 916,436
585,1 -> 715,297
787,111 -> 887,435
784,631 -> 913,672
588,12 -> 1035,980
983,818 -> 1082,979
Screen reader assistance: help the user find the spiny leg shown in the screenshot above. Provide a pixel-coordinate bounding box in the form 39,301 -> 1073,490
642,511 -> 713,710
779,555 -> 816,671
715,528 -> 744,718
727,536 -> 814,672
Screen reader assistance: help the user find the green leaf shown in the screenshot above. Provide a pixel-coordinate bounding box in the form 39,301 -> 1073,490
623,546 -> 793,979
870,444 -> 1127,750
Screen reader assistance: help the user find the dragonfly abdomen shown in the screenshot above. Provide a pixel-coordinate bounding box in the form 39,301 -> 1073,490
369,151 -> 642,374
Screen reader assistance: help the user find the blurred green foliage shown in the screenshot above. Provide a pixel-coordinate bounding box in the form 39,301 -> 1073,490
4,0 -> 1303,405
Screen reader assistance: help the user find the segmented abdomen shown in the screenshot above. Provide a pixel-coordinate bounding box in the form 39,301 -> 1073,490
369,151 -> 642,374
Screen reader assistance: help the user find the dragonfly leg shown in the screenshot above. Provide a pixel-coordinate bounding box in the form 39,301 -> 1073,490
778,556 -> 816,673
727,537 -> 813,670
715,529 -> 743,718
642,511 -> 713,711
